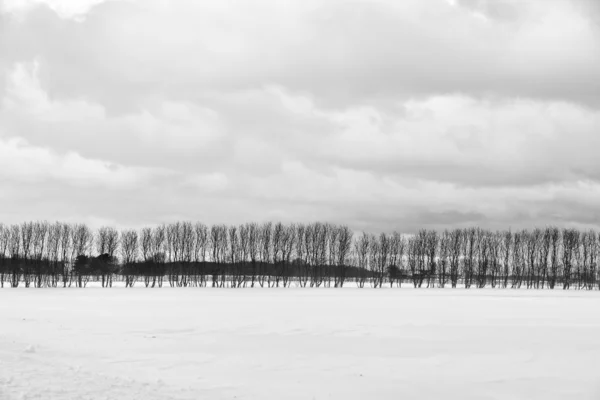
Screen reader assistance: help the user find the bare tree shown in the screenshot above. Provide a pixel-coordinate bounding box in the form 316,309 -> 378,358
194,223 -> 209,287
488,231 -> 501,289
524,229 -> 541,289
248,223 -> 260,287
282,224 -> 297,288
355,232 -> 370,288
9,224 -> 21,287
209,224 -> 228,287
438,230 -> 450,288
151,225 -> 167,287
580,230 -> 597,290
335,226 -> 354,288
295,224 -> 309,287
369,233 -> 389,288
512,231 -> 525,289
462,228 -> 477,289
141,227 -> 153,287
407,235 -> 419,288
0,224 -> 9,288
20,222 -> 34,287
538,228 -> 552,289
59,223 -> 72,287
501,230 -> 512,288
272,222 -> 284,287
71,224 -> 94,287
475,229 -> 490,289
449,229 -> 463,288
548,227 -> 560,289
31,221 -> 49,288
258,222 -> 272,288
325,224 -> 338,288
229,225 -> 242,288
425,230 -> 439,288
96,226 -> 119,287
121,229 -> 139,287
562,229 -> 579,290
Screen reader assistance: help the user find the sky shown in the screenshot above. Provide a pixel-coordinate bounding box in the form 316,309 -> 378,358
0,0 -> 599,233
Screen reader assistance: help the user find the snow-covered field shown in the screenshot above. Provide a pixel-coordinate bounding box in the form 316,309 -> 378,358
1,289 -> 600,400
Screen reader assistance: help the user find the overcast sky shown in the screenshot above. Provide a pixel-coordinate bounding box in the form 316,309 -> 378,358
0,0 -> 599,233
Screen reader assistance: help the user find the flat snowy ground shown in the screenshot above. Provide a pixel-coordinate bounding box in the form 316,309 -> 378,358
2,288 -> 600,400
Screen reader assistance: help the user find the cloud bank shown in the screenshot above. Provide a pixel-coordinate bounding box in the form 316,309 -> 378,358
0,0 -> 599,232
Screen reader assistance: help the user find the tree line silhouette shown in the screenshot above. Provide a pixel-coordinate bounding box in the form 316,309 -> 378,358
0,221 -> 598,289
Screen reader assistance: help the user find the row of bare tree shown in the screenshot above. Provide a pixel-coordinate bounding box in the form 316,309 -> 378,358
0,222 -> 598,289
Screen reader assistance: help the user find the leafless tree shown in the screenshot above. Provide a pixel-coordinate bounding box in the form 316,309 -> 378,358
121,229 -> 139,287
151,225 -> 167,287
295,224 -> 309,287
71,224 -> 93,287
140,227 -> 154,287
193,222 -> 209,287
178,221 -> 194,287
448,229 -> 462,288
524,229 -> 541,289
309,222 -> 327,288
282,224 -> 297,288
255,223 -> 271,287
369,233 -> 389,288
229,225 -> 242,288
368,234 -> 380,288
488,231 -> 501,288
580,230 -> 597,290
438,230 -> 450,288
562,228 -> 579,290
512,231 -> 525,288
325,224 -> 338,288
425,230 -> 439,288
9,224 -> 21,287
0,224 -> 9,287
210,224 -> 228,287
335,226 -> 354,288
31,221 -> 49,288
355,232 -> 370,288
407,235 -> 419,288
475,229 -> 490,288
538,228 -> 552,289
96,226 -> 119,287
272,222 -> 284,287
462,228 -> 477,289
20,222 -> 35,287
59,223 -> 72,287
548,227 -> 560,289
501,230 -> 512,288
248,222 -> 260,287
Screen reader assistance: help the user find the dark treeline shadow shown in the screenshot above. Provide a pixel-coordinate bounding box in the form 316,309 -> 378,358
0,222 -> 596,290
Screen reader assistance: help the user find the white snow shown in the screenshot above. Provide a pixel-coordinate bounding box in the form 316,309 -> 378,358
1,288 -> 600,399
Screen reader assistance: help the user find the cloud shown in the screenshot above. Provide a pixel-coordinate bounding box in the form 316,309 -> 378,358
2,59 -> 105,121
0,0 -> 115,20
0,136 -> 152,188
0,0 -> 599,232
450,0 -> 523,21
1,0 -> 598,113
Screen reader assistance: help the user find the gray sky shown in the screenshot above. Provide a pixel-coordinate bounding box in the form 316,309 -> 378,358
0,0 -> 599,233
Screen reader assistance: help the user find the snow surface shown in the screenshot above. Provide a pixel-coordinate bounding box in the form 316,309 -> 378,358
2,288 -> 600,399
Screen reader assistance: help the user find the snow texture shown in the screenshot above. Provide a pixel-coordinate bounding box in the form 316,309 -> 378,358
1,288 -> 600,399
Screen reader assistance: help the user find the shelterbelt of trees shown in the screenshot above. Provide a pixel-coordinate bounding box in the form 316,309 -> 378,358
0,221 -> 597,290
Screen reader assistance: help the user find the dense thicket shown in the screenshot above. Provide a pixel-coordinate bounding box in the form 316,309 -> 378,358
0,221 -> 598,289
